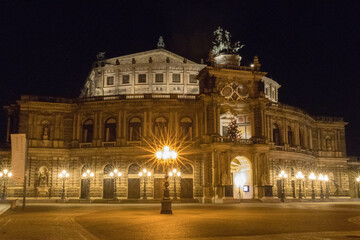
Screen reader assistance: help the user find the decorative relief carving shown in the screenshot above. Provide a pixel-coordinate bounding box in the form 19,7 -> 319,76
220,82 -> 249,101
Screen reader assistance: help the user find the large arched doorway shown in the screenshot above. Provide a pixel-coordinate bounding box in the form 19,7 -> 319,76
180,164 -> 194,199
103,164 -> 114,199
127,163 -> 140,199
231,157 -> 253,199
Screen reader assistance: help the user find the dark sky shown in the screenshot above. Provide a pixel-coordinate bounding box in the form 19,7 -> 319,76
1,1 -> 360,155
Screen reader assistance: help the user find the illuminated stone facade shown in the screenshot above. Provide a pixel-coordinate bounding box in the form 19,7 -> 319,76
1,46 -> 351,202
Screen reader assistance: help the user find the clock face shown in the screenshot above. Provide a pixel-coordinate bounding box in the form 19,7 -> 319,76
220,83 -> 249,101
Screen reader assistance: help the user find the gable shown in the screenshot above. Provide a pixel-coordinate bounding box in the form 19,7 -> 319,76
106,48 -> 196,65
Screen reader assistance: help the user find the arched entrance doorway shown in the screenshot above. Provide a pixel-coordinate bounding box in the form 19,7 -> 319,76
180,164 -> 194,199
231,156 -> 253,199
127,163 -> 140,199
103,164 -> 114,199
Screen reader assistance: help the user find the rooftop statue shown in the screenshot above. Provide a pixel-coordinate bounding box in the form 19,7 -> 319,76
157,36 -> 165,48
212,27 -> 244,56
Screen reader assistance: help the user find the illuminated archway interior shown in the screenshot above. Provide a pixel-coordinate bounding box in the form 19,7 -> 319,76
231,156 -> 252,199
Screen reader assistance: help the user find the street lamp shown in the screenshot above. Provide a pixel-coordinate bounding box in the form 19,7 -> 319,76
0,169 -> 12,200
82,169 -> 94,200
155,145 -> 177,214
318,174 -> 324,200
295,171 -> 304,199
109,169 -> 122,199
58,170 -> 69,200
356,176 -> 360,198
169,169 -> 181,200
139,169 -> 151,200
278,170 -> 287,202
309,172 -> 316,201
324,175 -> 329,199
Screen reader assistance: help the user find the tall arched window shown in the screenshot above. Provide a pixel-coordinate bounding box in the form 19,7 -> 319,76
287,126 -> 294,146
273,123 -> 281,146
180,117 -> 193,141
128,117 -> 142,141
299,128 -> 305,148
104,118 -> 117,142
154,117 -> 168,137
82,119 -> 94,143
104,164 -> 114,175
128,163 -> 140,174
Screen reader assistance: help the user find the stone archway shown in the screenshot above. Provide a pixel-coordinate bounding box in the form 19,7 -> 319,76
231,156 -> 253,199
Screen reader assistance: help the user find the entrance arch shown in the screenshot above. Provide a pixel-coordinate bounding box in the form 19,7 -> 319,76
231,156 -> 253,199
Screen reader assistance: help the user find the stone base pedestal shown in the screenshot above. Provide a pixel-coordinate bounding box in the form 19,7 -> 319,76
160,199 -> 172,214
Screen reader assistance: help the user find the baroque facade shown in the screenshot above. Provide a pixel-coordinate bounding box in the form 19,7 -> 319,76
1,40 -> 351,202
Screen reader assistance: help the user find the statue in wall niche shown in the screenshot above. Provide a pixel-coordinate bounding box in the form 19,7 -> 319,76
261,173 -> 269,185
38,167 -> 49,187
42,125 -> 49,140
221,170 -> 230,185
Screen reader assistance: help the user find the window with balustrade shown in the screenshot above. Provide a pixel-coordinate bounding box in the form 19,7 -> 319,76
82,119 -> 94,143
180,117 -> 193,140
128,117 -> 142,141
273,123 -> 281,146
104,118 -> 117,142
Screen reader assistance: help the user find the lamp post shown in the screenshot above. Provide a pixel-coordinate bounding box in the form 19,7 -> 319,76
295,171 -> 304,199
169,169 -> 181,200
0,169 -> 12,200
82,169 -> 94,200
356,177 -> 360,199
58,170 -> 69,200
278,170 -> 287,202
156,145 -> 177,214
324,175 -> 329,199
109,169 -> 122,199
139,169 -> 151,200
309,172 -> 316,201
318,174 -> 324,200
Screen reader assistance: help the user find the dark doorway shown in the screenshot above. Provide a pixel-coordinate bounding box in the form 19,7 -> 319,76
128,178 -> 140,199
180,178 -> 193,198
154,178 -> 164,199
103,178 -> 114,198
80,179 -> 90,199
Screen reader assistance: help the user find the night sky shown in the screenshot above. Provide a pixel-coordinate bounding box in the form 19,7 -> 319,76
1,1 -> 359,155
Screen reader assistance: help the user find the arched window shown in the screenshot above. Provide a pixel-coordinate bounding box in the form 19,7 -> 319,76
154,117 -> 168,137
180,117 -> 193,141
128,163 -> 140,174
299,128 -> 305,148
82,119 -> 94,143
128,117 -> 142,141
181,164 -> 194,174
272,123 -> 281,146
287,126 -> 293,146
104,164 -> 114,175
325,136 -> 332,151
104,118 -> 117,142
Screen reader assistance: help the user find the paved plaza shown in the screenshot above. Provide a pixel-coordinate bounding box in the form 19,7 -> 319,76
1,202 -> 360,239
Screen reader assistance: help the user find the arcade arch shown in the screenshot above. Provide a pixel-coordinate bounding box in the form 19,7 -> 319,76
231,156 -> 253,199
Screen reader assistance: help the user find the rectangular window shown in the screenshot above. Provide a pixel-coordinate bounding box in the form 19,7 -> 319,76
172,74 -> 180,83
122,75 -> 130,84
107,76 -> 114,85
189,74 -> 197,83
155,73 -> 164,83
138,74 -> 146,83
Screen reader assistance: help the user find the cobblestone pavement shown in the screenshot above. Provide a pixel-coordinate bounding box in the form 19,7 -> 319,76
1,202 -> 360,239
